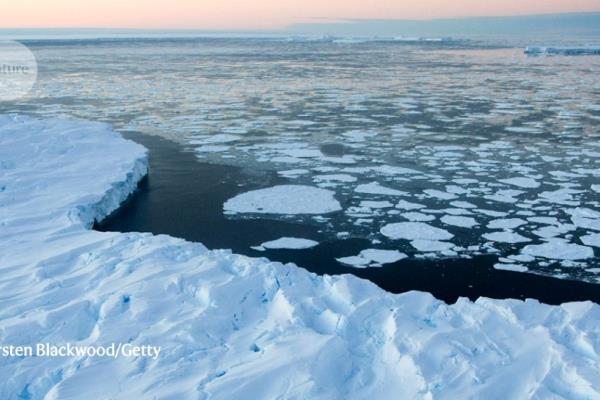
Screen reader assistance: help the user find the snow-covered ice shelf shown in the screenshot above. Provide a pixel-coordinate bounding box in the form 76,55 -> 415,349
1,115 -> 600,399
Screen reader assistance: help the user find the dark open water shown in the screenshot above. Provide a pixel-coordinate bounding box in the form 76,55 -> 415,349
96,132 -> 600,305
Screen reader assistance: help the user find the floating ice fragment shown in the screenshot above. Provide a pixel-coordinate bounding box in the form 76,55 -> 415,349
224,185 -> 342,215
487,218 -> 527,230
499,177 -> 540,189
257,237 -> 319,250
581,233 -> 600,248
381,222 -> 454,241
483,231 -> 531,244
360,200 -> 394,209
410,240 -> 454,252
424,189 -> 457,201
396,200 -> 426,210
522,239 -> 594,261
494,263 -> 528,273
441,215 -> 477,228
337,249 -> 407,268
314,174 -> 357,183
402,212 -> 436,222
355,182 -> 407,196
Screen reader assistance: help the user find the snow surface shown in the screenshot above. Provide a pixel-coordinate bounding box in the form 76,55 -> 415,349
1,116 -> 600,399
224,185 -> 342,215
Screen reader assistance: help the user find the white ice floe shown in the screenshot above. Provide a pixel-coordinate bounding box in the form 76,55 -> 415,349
381,222 -> 454,241
494,263 -> 529,273
355,182 -> 407,196
337,249 -> 407,268
402,212 -> 436,222
499,177 -> 540,188
190,133 -> 241,144
194,145 -> 230,153
2,116 -> 600,399
568,208 -> 600,231
487,218 -> 527,230
278,168 -> 310,178
410,240 -> 454,252
450,201 -> 477,209
532,224 -> 575,238
255,237 -> 319,251
441,215 -> 477,228
360,200 -> 394,209
485,189 -> 524,204
224,185 -> 342,214
522,239 -> 595,261
483,231 -> 531,244
581,233 -> 600,248
396,199 -> 426,210
314,174 -> 357,183
423,189 -> 457,201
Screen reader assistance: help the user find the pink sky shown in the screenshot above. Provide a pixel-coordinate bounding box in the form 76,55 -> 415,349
3,0 -> 600,29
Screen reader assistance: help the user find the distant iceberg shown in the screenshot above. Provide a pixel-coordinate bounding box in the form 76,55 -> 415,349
525,46 -> 600,56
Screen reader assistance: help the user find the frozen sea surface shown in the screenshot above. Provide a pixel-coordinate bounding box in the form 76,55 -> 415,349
2,37 -> 600,283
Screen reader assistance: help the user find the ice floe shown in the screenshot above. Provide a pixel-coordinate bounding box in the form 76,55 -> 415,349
381,222 -> 454,241
483,231 -> 531,244
224,185 -> 342,215
337,249 -> 407,267
581,233 -> 600,248
355,182 -> 407,196
499,177 -> 540,188
254,237 -> 319,251
522,239 -> 595,261
441,215 -> 478,228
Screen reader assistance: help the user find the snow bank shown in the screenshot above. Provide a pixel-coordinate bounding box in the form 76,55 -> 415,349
1,115 -> 600,399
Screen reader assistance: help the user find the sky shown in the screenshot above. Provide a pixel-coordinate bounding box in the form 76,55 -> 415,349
2,0 -> 600,30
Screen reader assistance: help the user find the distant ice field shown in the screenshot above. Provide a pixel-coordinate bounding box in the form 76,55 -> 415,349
3,38 -> 600,283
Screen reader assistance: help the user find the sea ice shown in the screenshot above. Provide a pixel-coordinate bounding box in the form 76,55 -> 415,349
381,222 -> 454,241
355,182 -> 407,196
224,185 -> 342,215
402,212 -> 436,222
522,239 -> 595,261
441,215 -> 478,228
337,249 -> 407,267
256,237 -> 319,250
410,240 -> 454,252
499,177 -> 540,188
483,231 -> 531,244
494,263 -> 528,273
487,218 -> 527,230
396,200 -> 426,210
360,200 -> 394,209
581,233 -> 600,248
